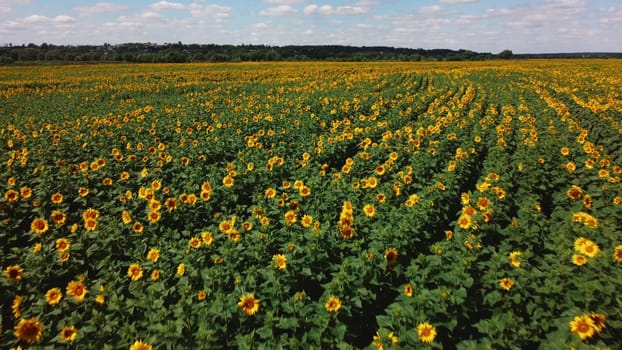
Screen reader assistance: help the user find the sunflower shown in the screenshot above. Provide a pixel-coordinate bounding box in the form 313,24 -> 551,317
404,284 -> 414,297
201,231 -> 213,246
569,314 -> 595,340
200,190 -> 211,201
60,326 -> 77,342
590,312 -> 607,333
339,225 -> 355,239
147,210 -> 161,224
583,195 -> 592,209
197,290 -> 207,301
384,248 -> 399,268
151,269 -> 160,281
129,340 -> 153,350
373,331 -> 399,350
299,186 -> 311,197
222,176 -> 234,188
51,192 -> 63,204
219,219 -> 235,234
264,188 -> 277,199
148,199 -> 162,212
12,295 -> 23,318
122,210 -> 132,224
66,280 -> 88,302
132,222 -> 144,234
147,248 -> 160,263
51,210 -> 67,226
84,218 -> 98,231
5,264 -> 23,282
499,277 -> 514,291
55,238 -> 70,251
571,254 -> 587,267
476,197 -> 490,210
127,263 -> 144,281
82,208 -> 100,221
165,197 -> 178,211
363,204 -> 376,218
273,254 -> 287,270
325,295 -> 342,313
238,293 -> 260,316
300,214 -> 313,228
59,251 -> 70,262
284,210 -> 297,226
20,186 -> 32,199
457,213 -> 473,230
14,317 -> 44,343
614,245 -> 622,263
580,241 -> 600,257
201,181 -> 212,192
293,180 -> 304,190
189,237 -> 201,249
45,288 -> 62,305
177,263 -> 185,276
417,322 -> 437,344
509,251 -> 522,268
4,189 -> 19,203
31,217 -> 49,235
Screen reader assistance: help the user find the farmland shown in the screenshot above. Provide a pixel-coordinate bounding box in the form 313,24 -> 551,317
1,60 -> 621,349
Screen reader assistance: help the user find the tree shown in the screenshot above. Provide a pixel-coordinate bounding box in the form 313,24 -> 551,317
498,49 -> 513,59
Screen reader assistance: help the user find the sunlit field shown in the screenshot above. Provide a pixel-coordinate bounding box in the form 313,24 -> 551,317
1,60 -> 621,349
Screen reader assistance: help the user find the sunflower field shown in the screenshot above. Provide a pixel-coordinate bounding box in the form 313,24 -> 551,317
1,60 -> 621,349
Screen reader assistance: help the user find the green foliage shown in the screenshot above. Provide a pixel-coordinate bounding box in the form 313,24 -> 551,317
0,60 -> 621,349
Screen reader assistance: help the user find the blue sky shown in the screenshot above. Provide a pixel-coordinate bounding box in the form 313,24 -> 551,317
1,0 -> 621,53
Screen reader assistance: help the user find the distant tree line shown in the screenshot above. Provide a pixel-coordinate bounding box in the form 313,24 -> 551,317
0,43 -> 620,64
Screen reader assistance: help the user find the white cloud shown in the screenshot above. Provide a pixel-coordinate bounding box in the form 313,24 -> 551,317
1,13 -> 76,33
259,5 -> 296,16
334,6 -> 367,15
263,0 -> 305,4
149,1 -> 186,11
600,6 -> 622,25
254,22 -> 269,29
482,8 -> 512,17
75,2 -> 128,16
419,5 -> 441,15
303,3 -> 368,15
439,0 -> 478,4
138,11 -> 164,21
189,4 -> 231,23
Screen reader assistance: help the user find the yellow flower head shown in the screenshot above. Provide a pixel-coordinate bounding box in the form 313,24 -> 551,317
238,293 -> 260,316
31,218 -> 49,235
569,314 -> 595,340
127,263 -> 144,281
66,280 -> 88,302
46,288 -> 62,305
417,322 -> 437,344
5,264 -> 23,282
273,254 -> 287,270
129,340 -> 153,350
14,317 -> 44,344
509,251 -> 522,268
499,277 -> 514,291
325,295 -> 342,313
60,326 -> 78,342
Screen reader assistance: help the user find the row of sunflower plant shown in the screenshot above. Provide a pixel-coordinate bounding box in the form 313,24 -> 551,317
1,60 -> 621,349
